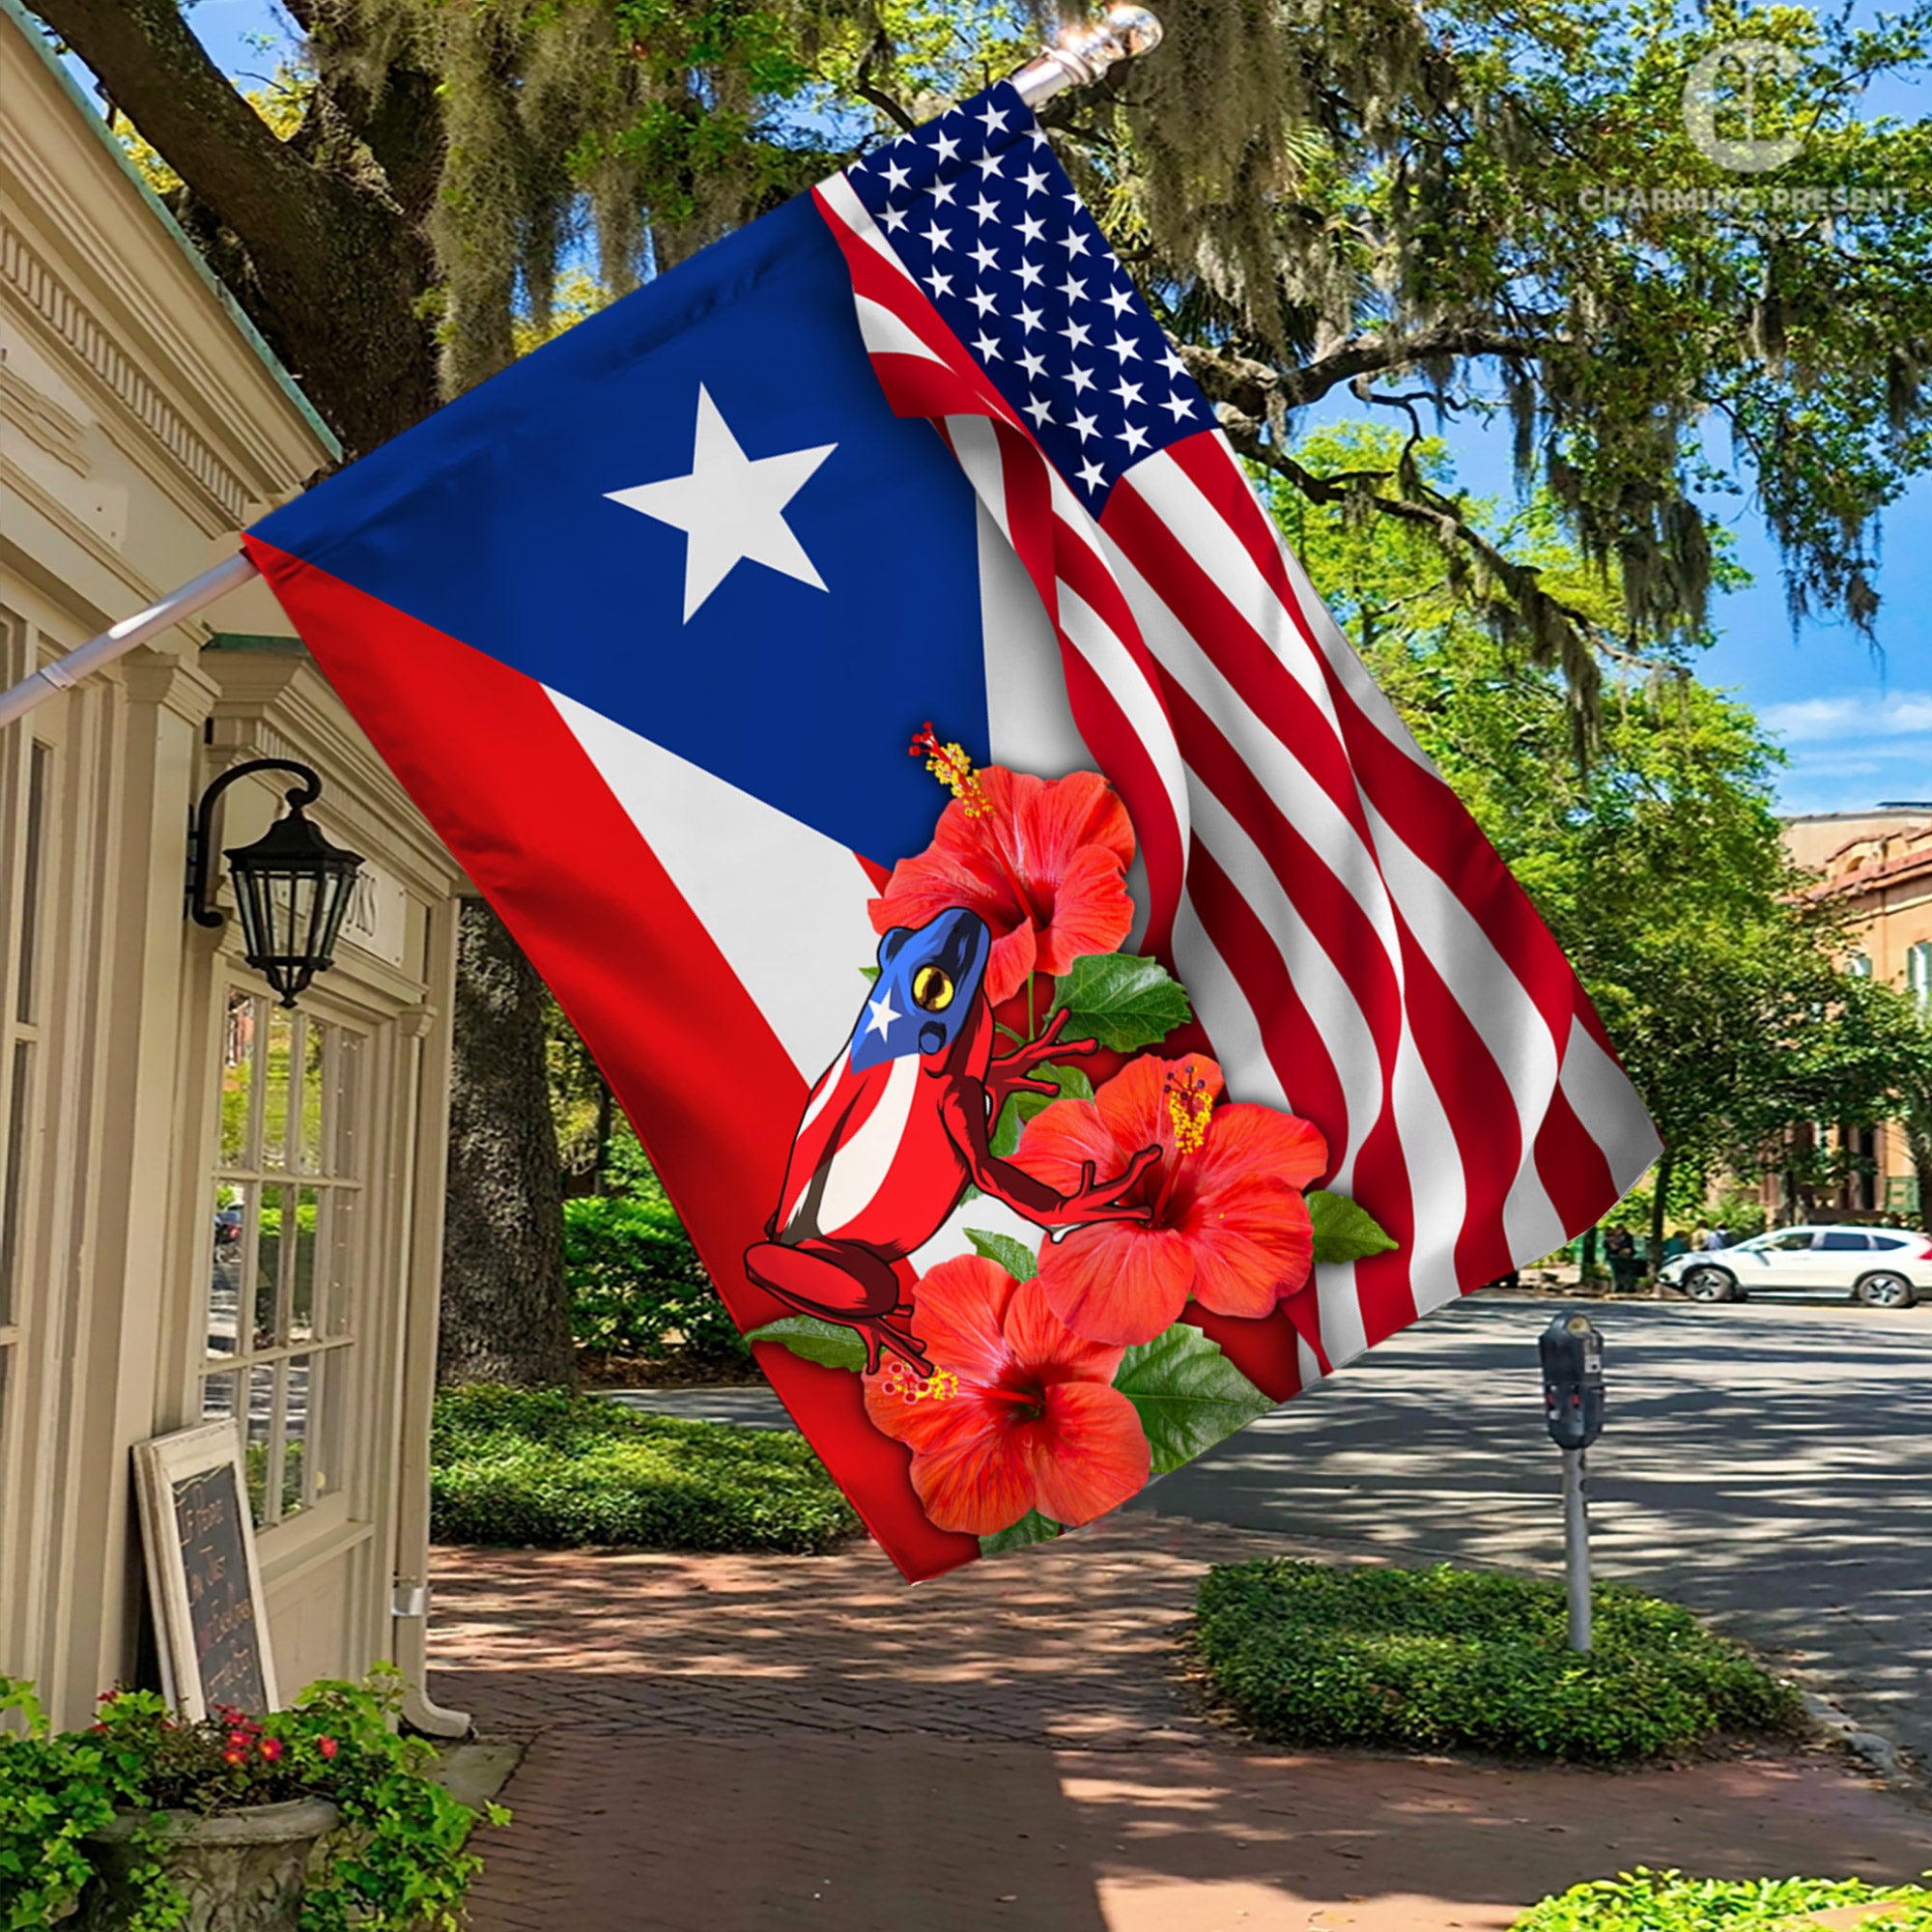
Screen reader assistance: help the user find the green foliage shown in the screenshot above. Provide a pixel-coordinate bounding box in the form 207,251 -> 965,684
1512,1869 -> 1932,1930
1113,1323 -> 1274,1473
961,1227 -> 1039,1281
989,1061 -> 1093,1158
743,1314 -> 867,1370
0,1668 -> 497,1932
1048,954 -> 1195,1054
1194,1560 -> 1804,1764
561,1192 -> 749,1373
979,1508 -> 1061,1555
1305,1190 -> 1399,1264
429,1384 -> 858,1552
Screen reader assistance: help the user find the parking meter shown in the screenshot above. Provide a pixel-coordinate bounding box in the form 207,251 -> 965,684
1540,1311 -> 1605,1450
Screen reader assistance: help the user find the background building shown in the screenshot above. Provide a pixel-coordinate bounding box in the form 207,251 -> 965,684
1777,808 -> 1932,1222
1,4 -> 468,1731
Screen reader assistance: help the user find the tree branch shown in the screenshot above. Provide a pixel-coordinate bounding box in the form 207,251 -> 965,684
1180,323 -> 1558,417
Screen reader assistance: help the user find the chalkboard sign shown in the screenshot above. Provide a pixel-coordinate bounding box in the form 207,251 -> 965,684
135,1424 -> 280,1719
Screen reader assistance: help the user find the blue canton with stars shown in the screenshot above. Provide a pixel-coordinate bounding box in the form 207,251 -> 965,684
844,82 -> 1209,513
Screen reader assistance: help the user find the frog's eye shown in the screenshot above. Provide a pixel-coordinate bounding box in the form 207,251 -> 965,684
911,965 -> 955,1012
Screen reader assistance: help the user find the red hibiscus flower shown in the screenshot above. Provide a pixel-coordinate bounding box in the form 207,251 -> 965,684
1011,1054 -> 1326,1346
863,1254 -> 1150,1535
869,767 -> 1135,1007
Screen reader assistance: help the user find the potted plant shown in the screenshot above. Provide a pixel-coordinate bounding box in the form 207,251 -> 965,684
0,1666 -> 505,1932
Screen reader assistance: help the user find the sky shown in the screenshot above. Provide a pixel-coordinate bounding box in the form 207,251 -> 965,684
79,0 -> 1932,816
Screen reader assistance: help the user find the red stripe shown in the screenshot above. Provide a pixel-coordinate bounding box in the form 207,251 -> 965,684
1171,436 -> 1588,1050
243,536 -> 978,1584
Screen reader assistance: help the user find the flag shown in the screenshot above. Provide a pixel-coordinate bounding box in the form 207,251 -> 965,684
244,80 -> 1659,1582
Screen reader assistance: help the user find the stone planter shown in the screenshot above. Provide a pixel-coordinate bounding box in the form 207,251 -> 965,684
75,1797 -> 340,1932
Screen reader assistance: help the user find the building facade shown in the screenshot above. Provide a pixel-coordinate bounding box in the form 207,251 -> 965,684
1,4 -> 468,1731
1777,812 -> 1932,1222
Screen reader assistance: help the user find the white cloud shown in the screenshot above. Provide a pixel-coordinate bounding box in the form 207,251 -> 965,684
1759,692 -> 1932,742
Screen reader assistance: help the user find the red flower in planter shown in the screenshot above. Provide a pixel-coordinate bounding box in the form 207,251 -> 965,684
258,1737 -> 284,1763
862,1254 -> 1149,1535
317,1736 -> 339,1760
868,766 -> 1135,1008
1010,1053 -> 1325,1346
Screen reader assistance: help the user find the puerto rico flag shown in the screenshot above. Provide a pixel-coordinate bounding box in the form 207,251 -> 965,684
244,81 -> 1659,1581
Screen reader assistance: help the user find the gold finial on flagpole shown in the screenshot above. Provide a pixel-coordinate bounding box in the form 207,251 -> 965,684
1011,6 -> 1163,109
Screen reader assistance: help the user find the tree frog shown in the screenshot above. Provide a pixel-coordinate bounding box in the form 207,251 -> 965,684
744,906 -> 1156,1372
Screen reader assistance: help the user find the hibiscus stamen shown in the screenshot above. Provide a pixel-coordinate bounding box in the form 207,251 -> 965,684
1165,1063 -> 1213,1154
879,1356 -> 959,1404
909,722 -> 992,818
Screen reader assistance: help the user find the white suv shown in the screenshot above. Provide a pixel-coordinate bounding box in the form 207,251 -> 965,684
1659,1225 -> 1930,1308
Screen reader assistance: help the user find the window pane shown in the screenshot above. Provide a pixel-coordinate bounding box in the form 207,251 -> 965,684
1819,1231 -> 1869,1251
0,1038 -> 31,1328
219,990 -> 258,1167
208,1181 -> 246,1357
298,1020 -> 326,1173
332,1033 -> 362,1178
313,1350 -> 344,1498
262,1008 -> 294,1170
255,1185 -> 289,1349
1770,1231 -> 1817,1251
291,1187 -> 318,1341
244,1365 -> 274,1525
201,1369 -> 240,1426
282,1354 -> 310,1518
324,1190 -> 355,1338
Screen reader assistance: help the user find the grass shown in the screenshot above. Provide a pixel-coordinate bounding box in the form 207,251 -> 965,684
1194,1559 -> 1804,1764
1513,1870 -> 1932,1928
429,1384 -> 860,1555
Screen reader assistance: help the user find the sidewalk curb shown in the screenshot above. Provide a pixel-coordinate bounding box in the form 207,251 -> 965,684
1800,1690 -> 1927,1804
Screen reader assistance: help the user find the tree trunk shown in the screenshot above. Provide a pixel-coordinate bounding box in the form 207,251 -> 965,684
438,901 -> 578,1389
1647,1144 -> 1673,1288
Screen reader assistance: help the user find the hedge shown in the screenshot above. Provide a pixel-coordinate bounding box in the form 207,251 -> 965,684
430,1384 -> 857,1554
1194,1559 -> 1804,1764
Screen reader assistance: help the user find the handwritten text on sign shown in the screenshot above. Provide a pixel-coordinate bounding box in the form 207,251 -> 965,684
172,1465 -> 270,1713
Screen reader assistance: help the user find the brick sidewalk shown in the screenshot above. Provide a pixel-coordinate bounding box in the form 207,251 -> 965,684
429,1516 -> 1929,1932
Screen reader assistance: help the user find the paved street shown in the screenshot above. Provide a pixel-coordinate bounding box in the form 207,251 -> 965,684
614,1293 -> 1932,1766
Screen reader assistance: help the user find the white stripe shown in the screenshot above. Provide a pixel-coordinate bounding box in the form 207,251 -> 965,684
816,1052 -> 923,1236
852,294 -> 948,365
1558,1010 -> 1664,1188
815,173 -> 920,286
545,689 -> 878,1080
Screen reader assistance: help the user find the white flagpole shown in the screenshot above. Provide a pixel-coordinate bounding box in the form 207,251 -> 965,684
0,551 -> 260,729
0,6 -> 1162,733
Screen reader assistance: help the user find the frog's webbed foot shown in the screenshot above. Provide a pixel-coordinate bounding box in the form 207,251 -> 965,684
988,1009 -> 1100,1098
743,1240 -> 932,1376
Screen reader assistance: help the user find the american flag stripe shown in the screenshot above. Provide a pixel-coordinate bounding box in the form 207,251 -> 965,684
815,88 -> 1659,1379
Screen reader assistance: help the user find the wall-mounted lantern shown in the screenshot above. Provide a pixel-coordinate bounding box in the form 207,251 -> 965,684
187,758 -> 363,1007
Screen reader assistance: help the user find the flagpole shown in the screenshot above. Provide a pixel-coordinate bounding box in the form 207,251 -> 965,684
0,6 -> 1163,733
1011,5 -> 1162,108
0,551 -> 260,729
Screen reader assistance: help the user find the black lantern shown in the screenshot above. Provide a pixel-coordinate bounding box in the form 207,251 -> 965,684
187,758 -> 363,1007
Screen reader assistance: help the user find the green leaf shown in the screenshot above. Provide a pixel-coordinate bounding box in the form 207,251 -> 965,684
1049,953 -> 1193,1053
1306,1190 -> 1399,1264
980,1508 -> 1061,1554
743,1316 -> 867,1372
988,1061 -> 1094,1156
1113,1323 -> 1274,1474
858,964 -> 879,982
963,1228 -> 1038,1281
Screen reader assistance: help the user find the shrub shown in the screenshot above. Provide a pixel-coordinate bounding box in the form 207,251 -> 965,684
429,1384 -> 858,1554
1513,1869 -> 1932,1929
562,1191 -> 750,1373
1193,1560 -> 1804,1764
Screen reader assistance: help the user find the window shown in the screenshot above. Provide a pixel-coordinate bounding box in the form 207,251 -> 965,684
1909,942 -> 1932,1015
0,740 -> 51,1445
1848,952 -> 1873,979
1764,1230 -> 1819,1251
1817,1231 -> 1870,1251
1870,1233 -> 1915,1250
204,989 -> 363,1528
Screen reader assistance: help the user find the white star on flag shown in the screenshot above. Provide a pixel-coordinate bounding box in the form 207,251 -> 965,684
606,386 -> 835,621
865,992 -> 901,1040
